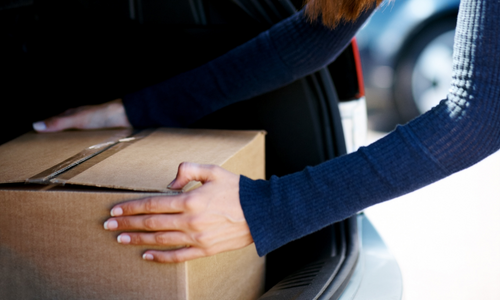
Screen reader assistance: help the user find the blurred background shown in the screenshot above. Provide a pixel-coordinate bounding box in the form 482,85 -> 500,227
356,1 -> 500,299
356,0 -> 458,131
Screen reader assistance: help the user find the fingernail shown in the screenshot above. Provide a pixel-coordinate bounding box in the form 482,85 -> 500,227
110,207 -> 123,217
117,234 -> 131,244
143,253 -> 154,261
103,220 -> 118,230
167,179 -> 176,189
33,121 -> 46,131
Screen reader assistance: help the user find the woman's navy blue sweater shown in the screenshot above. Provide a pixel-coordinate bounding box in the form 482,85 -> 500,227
123,0 -> 500,256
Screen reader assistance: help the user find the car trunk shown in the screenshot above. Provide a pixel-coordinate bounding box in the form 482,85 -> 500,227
1,1 -> 364,298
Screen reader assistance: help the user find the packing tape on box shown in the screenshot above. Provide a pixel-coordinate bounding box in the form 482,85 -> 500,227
27,129 -> 155,185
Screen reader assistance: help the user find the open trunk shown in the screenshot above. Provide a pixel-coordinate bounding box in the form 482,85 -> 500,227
1,1 -> 366,298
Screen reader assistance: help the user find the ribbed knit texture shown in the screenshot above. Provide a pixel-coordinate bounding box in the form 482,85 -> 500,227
240,0 -> 500,256
123,0 -> 500,257
122,7 -> 374,128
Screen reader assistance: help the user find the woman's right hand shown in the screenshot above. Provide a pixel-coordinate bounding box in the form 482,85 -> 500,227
33,99 -> 132,132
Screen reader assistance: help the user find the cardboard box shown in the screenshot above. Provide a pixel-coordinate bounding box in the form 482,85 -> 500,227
0,128 -> 266,300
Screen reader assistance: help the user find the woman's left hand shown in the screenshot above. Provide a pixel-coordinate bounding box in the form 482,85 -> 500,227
103,162 -> 253,263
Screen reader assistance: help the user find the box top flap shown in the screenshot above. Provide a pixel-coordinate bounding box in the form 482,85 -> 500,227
0,129 -> 132,185
0,128 -> 263,192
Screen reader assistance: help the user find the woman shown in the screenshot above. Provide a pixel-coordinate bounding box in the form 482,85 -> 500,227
34,0 -> 500,263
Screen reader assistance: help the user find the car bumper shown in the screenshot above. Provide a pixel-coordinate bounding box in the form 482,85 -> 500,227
338,213 -> 403,300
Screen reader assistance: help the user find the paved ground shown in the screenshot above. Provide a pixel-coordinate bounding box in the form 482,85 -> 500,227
363,129 -> 500,300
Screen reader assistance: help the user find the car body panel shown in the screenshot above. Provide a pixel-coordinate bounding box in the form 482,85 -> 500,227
339,214 -> 403,300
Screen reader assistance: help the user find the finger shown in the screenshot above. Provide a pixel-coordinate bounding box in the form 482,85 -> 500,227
168,162 -> 218,190
47,115 -> 82,131
104,214 -> 185,231
33,99 -> 131,133
111,196 -> 185,217
60,107 -> 79,116
116,231 -> 190,246
33,115 -> 81,132
142,247 -> 209,263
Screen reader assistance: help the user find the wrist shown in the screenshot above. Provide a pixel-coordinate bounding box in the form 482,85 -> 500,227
104,99 -> 132,128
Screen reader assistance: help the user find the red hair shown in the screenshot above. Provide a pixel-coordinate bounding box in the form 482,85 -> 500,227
304,0 -> 383,28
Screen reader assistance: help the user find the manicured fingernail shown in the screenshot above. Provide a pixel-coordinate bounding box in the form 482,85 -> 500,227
110,207 -> 123,217
33,121 -> 46,131
117,234 -> 131,244
167,179 -> 176,189
103,220 -> 118,230
143,253 -> 154,261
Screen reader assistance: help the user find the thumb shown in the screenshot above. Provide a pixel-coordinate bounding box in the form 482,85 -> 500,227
168,162 -> 218,190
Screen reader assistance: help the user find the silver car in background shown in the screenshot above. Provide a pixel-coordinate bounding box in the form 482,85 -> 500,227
356,0 -> 459,125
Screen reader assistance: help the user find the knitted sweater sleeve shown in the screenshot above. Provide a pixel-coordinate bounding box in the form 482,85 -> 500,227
240,0 -> 500,256
121,7 -> 374,128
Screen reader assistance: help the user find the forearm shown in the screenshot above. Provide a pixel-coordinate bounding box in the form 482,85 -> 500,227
122,8 -> 375,128
241,0 -> 500,256
240,123 -> 449,256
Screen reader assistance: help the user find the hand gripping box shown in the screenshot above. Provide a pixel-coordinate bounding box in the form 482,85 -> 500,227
0,128 -> 266,300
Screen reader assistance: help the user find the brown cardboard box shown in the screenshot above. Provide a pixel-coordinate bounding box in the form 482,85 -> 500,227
0,128 -> 266,300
